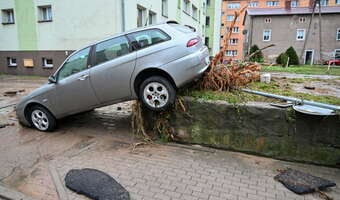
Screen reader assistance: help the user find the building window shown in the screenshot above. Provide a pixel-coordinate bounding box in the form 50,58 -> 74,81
299,17 -> 306,23
228,3 -> 241,9
137,5 -> 146,27
162,0 -> 168,17
206,16 -> 210,26
337,0 -> 340,5
229,38 -> 238,45
226,27 -> 240,33
205,37 -> 209,47
148,11 -> 156,25
249,1 -> 259,7
7,57 -> 17,67
206,0 -> 211,6
337,28 -> 340,40
296,29 -> 305,40
291,0 -> 299,7
264,18 -> 272,23
335,49 -> 340,59
227,15 -> 238,21
263,29 -> 271,41
1,9 -> 15,24
226,50 -> 238,57
38,5 -> 52,22
42,58 -> 53,68
266,1 -> 279,6
192,5 -> 198,20
319,0 -> 328,6
183,0 -> 190,14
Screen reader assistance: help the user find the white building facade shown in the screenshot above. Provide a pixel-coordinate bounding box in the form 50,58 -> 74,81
0,0 -> 209,76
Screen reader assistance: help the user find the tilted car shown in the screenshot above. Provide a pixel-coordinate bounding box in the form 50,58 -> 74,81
16,22 -> 210,131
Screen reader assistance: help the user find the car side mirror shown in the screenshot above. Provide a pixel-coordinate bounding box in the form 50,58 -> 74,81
48,75 -> 57,84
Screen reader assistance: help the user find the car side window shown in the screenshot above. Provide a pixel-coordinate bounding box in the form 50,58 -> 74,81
58,47 -> 91,81
129,29 -> 170,49
95,36 -> 130,65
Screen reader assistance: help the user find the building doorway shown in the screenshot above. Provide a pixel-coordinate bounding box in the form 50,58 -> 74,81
304,50 -> 314,65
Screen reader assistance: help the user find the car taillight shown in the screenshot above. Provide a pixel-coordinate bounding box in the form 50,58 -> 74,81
187,38 -> 199,47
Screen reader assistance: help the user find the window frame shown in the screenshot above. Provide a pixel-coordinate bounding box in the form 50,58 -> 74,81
296,29 -> 305,41
126,28 -> 171,51
192,4 -> 198,20
291,0 -> 299,7
336,28 -> 340,41
1,9 -> 15,25
182,0 -> 190,15
319,0 -> 328,6
137,5 -> 146,27
37,5 -> 52,23
162,0 -> 168,17
264,17 -> 272,23
266,1 -> 279,7
263,29 -> 272,41
55,46 -> 92,81
7,57 -> 17,67
228,2 -> 241,9
42,58 -> 53,68
249,1 -> 258,7
92,35 -> 132,66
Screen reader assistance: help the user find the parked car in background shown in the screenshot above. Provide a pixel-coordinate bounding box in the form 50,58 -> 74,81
324,59 -> 340,66
16,21 -> 210,132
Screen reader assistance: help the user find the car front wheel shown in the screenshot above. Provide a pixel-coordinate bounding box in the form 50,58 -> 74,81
28,105 -> 56,132
139,76 -> 176,111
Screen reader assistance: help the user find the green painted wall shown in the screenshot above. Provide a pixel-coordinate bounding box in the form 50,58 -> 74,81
205,0 -> 216,54
15,0 -> 37,50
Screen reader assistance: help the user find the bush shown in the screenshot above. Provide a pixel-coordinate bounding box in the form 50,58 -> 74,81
249,45 -> 264,63
285,46 -> 299,65
276,53 -> 283,64
280,53 -> 289,67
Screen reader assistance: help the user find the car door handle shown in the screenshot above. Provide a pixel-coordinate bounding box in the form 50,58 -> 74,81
78,74 -> 89,81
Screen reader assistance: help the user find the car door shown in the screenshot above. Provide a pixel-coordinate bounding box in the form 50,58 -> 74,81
54,46 -> 99,116
89,35 -> 136,104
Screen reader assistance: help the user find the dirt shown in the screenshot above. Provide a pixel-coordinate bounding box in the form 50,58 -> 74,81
0,75 -> 138,198
269,73 -> 340,98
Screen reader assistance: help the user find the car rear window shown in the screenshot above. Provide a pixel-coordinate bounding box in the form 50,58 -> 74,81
128,29 -> 170,49
168,24 -> 194,33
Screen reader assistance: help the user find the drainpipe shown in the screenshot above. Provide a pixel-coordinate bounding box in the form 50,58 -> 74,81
121,0 -> 126,31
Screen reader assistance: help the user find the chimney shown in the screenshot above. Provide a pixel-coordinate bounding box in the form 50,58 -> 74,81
285,0 -> 292,10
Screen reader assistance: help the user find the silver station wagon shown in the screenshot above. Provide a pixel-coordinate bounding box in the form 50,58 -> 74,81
16,22 -> 210,131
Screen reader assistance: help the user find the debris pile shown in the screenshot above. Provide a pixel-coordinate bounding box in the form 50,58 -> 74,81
200,5 -> 261,92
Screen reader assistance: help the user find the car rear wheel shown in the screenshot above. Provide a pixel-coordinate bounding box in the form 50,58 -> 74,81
139,76 -> 176,111
28,105 -> 56,132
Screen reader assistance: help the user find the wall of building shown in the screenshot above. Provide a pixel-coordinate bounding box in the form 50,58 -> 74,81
205,0 -> 222,55
0,0 -> 208,76
221,0 -> 340,61
0,0 -> 19,51
247,14 -> 340,64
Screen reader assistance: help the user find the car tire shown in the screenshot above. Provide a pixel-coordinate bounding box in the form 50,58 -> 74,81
27,105 -> 57,132
139,76 -> 176,111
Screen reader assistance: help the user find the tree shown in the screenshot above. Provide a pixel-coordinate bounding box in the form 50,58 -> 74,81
280,53 -> 289,68
249,45 -> 264,63
276,53 -> 283,64
285,46 -> 299,65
